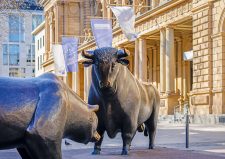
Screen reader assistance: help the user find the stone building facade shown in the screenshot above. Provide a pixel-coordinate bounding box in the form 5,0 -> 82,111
0,5 -> 43,78
38,0 -> 225,123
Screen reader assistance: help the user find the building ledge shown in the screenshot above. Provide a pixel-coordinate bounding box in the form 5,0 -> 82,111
43,56 -> 54,67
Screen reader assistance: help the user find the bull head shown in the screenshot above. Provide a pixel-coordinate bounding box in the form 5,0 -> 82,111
81,48 -> 129,67
81,47 -> 129,90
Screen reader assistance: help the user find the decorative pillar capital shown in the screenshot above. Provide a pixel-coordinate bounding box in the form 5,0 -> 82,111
165,24 -> 175,29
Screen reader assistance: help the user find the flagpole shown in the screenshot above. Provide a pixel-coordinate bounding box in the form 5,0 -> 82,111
60,35 -> 94,38
107,4 -> 151,8
87,16 -> 116,20
104,0 -> 151,8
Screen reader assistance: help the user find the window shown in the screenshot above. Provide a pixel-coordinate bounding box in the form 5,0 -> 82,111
2,44 -> 20,65
38,39 -> 39,50
3,44 -> 8,65
9,45 -> 20,65
9,15 -> 19,42
43,36 -> 44,47
32,45 -> 35,62
38,57 -> 39,70
20,17 -> 25,42
9,15 -> 25,42
27,45 -> 35,65
32,15 -> 43,31
9,68 -> 19,77
27,46 -> 32,64
40,55 -> 42,69
40,37 -> 42,49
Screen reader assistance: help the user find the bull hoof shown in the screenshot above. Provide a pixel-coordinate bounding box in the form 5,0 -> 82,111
92,149 -> 100,155
121,150 -> 128,155
149,145 -> 154,149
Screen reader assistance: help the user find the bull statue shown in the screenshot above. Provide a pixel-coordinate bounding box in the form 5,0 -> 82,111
0,73 -> 100,159
82,47 -> 160,155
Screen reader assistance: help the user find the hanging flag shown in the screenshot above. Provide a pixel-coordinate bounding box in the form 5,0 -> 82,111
62,37 -> 79,72
183,50 -> 193,61
111,6 -> 138,41
52,44 -> 67,76
91,19 -> 112,48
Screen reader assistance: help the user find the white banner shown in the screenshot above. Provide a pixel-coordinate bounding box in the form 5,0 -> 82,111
183,50 -> 193,61
52,44 -> 67,76
111,6 -> 138,41
91,19 -> 113,48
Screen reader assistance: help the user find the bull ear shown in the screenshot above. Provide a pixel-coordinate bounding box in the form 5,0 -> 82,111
117,49 -> 129,59
117,58 -> 129,66
78,55 -> 94,67
82,60 -> 94,67
88,104 -> 99,112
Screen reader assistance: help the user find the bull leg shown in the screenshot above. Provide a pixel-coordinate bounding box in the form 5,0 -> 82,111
121,132 -> 135,155
92,129 -> 105,155
17,147 -> 32,159
24,135 -> 62,159
121,122 -> 136,155
145,111 -> 157,149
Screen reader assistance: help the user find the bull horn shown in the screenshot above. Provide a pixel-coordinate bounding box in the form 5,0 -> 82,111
82,50 -> 94,59
88,104 -> 99,112
117,49 -> 129,59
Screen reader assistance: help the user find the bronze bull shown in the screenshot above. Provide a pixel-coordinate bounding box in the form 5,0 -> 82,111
0,73 -> 100,159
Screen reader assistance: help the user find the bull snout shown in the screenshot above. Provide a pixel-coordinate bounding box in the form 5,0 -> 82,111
99,81 -> 111,89
91,131 -> 101,142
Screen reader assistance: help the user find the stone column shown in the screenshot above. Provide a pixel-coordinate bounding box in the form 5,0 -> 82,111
102,0 -> 107,18
48,11 -> 54,54
72,72 -> 80,94
84,67 -> 92,102
133,0 -> 138,13
183,61 -> 187,101
45,12 -> 50,60
148,48 -> 153,83
160,28 -> 166,93
107,0 -> 112,19
139,38 -> 147,81
151,0 -> 156,8
165,26 -> 175,94
153,47 -> 157,86
122,0 -> 126,5
177,39 -> 183,95
134,39 -> 139,78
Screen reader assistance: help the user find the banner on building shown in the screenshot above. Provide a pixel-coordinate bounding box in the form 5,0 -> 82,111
183,50 -> 193,61
91,19 -> 112,48
111,6 -> 137,41
62,37 -> 79,72
111,6 -> 138,41
52,44 -> 67,76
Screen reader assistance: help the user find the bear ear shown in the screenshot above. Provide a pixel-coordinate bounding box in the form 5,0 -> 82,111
88,104 -> 99,112
117,58 -> 129,66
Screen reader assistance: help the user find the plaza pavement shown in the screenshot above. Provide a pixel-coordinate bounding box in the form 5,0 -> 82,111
0,123 -> 225,159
